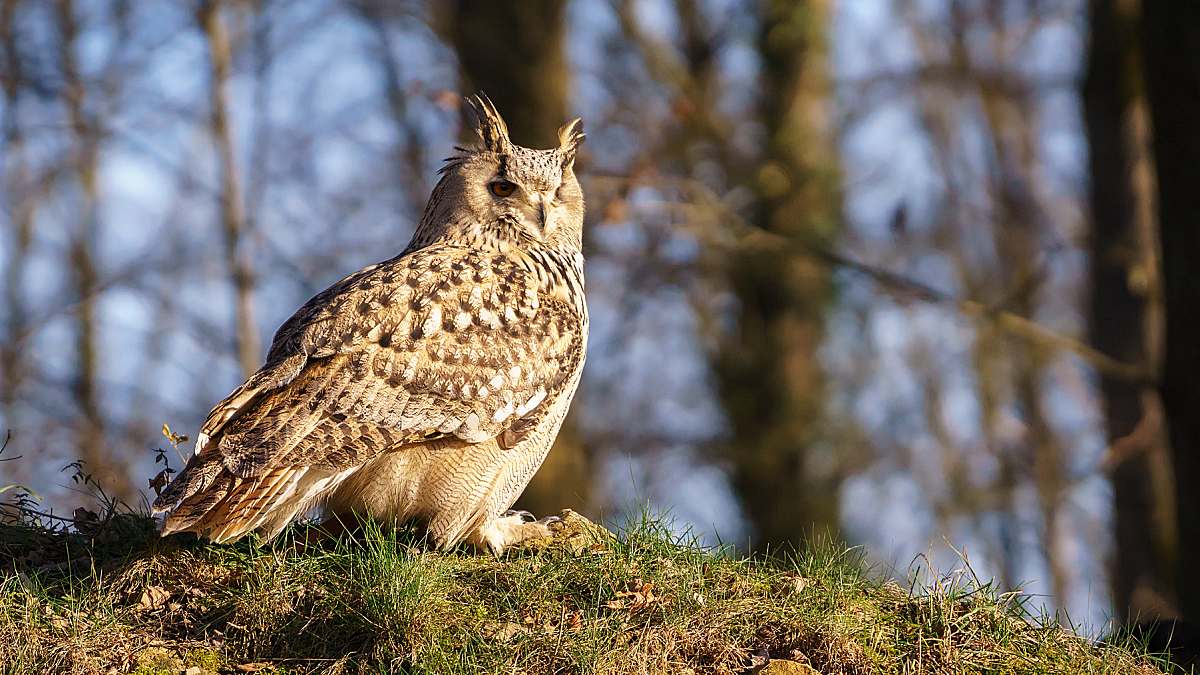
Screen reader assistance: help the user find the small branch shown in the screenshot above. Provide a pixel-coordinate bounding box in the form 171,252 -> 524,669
588,174 -> 1155,386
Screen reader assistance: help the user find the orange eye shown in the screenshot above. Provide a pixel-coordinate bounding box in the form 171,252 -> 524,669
489,180 -> 516,197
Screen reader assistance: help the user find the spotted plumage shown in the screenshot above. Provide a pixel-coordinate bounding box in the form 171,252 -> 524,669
154,95 -> 587,553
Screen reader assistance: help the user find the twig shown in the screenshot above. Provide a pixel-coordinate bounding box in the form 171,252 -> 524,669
588,174 -> 1155,386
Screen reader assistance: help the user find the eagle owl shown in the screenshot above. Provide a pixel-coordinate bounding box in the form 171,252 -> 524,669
153,96 -> 587,554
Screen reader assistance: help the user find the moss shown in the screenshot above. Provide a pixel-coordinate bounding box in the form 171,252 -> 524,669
183,647 -> 225,672
131,647 -> 183,675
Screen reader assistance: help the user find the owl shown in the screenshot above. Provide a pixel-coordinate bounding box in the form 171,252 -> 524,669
153,95 -> 587,554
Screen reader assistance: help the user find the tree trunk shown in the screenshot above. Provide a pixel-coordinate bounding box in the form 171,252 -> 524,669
1084,0 -> 1174,622
441,0 -> 568,148
199,0 -> 260,378
1141,0 -> 1200,624
1,0 -> 32,449
712,0 -> 841,547
56,0 -> 124,496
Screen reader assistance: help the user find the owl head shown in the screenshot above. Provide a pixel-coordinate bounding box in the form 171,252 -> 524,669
413,94 -> 586,253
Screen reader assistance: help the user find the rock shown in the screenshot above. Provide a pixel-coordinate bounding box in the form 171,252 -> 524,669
518,509 -> 611,555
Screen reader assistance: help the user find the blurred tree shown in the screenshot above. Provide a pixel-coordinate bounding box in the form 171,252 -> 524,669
199,0 -> 260,378
351,0 -> 432,220
440,0 -> 568,148
0,0 -> 32,458
439,0 -> 595,517
55,0 -> 122,496
711,0 -> 841,547
1083,0 -> 1173,622
1142,0 -> 1200,625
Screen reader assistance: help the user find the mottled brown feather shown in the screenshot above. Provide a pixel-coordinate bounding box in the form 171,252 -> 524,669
154,245 -> 583,540
157,98 -> 588,551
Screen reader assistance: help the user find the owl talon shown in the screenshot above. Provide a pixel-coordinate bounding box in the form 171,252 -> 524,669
471,510 -> 561,555
504,509 -> 536,522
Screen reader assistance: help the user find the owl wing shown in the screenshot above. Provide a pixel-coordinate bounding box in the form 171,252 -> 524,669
154,245 -> 584,541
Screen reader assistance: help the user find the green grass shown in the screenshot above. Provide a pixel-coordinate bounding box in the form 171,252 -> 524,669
0,509 -> 1172,674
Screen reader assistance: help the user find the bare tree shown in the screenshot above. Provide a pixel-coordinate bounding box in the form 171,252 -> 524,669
199,0 -> 260,377
0,0 -> 33,451
55,0 -> 120,494
1141,0 -> 1200,625
1084,0 -> 1173,622
440,0 -> 568,147
710,0 -> 842,546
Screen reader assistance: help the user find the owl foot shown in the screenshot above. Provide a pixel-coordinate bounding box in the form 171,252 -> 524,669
472,510 -> 562,555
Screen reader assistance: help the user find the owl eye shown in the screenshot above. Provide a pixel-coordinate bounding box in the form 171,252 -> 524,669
489,180 -> 517,197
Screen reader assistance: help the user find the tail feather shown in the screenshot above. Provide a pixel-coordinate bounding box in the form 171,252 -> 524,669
207,467 -> 304,543
153,453 -> 224,513
161,472 -> 237,534
158,463 -> 356,544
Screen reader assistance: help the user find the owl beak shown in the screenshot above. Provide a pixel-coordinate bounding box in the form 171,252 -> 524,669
532,192 -> 554,234
537,199 -> 549,232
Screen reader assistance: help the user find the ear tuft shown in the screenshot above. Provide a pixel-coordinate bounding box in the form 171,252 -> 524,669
557,117 -> 585,166
468,93 -> 512,154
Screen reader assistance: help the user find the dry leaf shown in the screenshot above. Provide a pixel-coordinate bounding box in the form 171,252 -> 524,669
161,423 -> 188,445
147,468 -> 173,495
235,664 -> 273,673
138,586 -> 171,611
482,622 -> 527,641
605,579 -> 658,612
72,507 -> 99,533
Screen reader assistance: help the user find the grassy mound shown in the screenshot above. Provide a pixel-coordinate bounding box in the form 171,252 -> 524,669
0,510 -> 1170,674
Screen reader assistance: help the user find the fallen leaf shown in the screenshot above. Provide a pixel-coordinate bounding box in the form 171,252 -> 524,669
605,579 -> 658,612
138,586 -> 171,612
481,622 -> 527,641
73,507 -> 101,534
